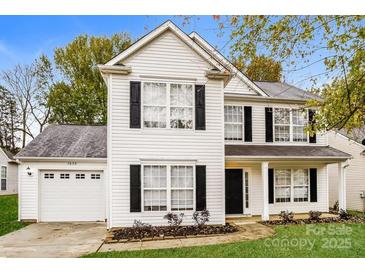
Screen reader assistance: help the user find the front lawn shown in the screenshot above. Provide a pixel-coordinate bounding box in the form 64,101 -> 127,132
0,195 -> 29,236
84,223 -> 365,258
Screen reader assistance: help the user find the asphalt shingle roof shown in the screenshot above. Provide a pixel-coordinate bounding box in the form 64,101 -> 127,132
254,81 -> 321,101
225,145 -> 351,158
16,124 -> 107,158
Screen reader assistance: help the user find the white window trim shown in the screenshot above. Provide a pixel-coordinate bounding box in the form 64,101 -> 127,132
273,107 -> 309,143
141,162 -> 196,213
141,81 -> 195,131
274,168 -> 311,204
1,165 -> 7,191
224,104 -> 244,142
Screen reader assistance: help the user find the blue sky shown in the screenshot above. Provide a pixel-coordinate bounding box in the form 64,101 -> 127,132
0,15 -> 329,89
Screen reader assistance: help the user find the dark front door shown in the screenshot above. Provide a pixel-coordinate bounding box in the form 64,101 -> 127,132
225,169 -> 243,214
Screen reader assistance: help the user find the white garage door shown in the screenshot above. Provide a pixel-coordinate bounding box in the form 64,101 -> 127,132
40,170 -> 105,222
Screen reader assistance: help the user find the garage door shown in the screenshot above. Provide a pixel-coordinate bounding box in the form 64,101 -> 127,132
40,170 -> 105,222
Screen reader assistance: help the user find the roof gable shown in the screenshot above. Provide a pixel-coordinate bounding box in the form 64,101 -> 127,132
189,32 -> 268,97
105,21 -> 227,73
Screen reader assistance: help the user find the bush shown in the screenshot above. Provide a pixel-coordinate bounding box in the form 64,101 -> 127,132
133,219 -> 151,228
279,210 -> 294,223
308,211 -> 322,221
192,210 -> 210,227
332,201 -> 339,212
164,212 -> 184,226
339,209 -> 350,220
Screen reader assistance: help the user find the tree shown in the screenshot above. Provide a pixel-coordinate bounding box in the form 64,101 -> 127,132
211,15 -> 365,131
1,56 -> 54,147
48,33 -> 131,125
243,55 -> 282,81
0,86 -> 20,152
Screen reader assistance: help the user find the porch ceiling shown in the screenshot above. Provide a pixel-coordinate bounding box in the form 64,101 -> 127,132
225,145 -> 351,161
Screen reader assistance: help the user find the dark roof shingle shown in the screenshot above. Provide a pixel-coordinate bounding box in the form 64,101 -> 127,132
254,81 -> 321,101
225,145 -> 351,158
16,125 -> 107,158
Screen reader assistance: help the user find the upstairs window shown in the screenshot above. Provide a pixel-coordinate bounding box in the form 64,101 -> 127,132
274,108 -> 308,142
274,108 -> 290,142
170,84 -> 193,129
143,82 -> 167,128
224,106 -> 243,140
143,82 -> 193,129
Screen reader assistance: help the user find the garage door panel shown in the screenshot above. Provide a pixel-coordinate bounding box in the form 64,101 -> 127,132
40,171 -> 105,222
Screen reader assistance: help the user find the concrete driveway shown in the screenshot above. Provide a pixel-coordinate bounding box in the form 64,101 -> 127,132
0,222 -> 106,258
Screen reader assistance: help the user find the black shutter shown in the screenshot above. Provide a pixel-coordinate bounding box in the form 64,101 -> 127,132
130,165 -> 141,212
130,81 -> 141,128
268,168 -> 274,204
244,106 -> 252,142
309,109 -> 317,143
265,107 -> 273,142
195,85 -> 206,130
310,168 -> 318,202
196,165 -> 206,210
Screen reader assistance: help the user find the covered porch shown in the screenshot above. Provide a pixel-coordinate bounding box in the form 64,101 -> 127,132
224,145 -> 351,221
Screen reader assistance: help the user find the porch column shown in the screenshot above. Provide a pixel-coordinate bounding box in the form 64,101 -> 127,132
261,161 -> 269,221
338,161 -> 348,211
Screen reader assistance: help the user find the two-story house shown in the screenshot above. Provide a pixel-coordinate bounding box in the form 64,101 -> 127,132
16,21 -> 350,228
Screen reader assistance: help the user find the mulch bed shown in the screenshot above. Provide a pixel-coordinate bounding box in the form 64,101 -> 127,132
107,224 -> 238,243
261,216 -> 365,225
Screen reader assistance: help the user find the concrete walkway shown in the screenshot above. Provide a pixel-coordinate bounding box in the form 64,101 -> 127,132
99,223 -> 274,252
0,223 -> 106,258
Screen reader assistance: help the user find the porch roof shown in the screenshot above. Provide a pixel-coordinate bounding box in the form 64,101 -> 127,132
225,145 -> 351,160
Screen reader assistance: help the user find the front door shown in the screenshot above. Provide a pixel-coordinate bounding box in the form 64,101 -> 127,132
225,169 -> 243,214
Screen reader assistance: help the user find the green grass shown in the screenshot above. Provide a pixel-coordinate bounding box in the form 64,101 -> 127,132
84,223 -> 365,258
0,195 -> 29,236
348,210 -> 365,218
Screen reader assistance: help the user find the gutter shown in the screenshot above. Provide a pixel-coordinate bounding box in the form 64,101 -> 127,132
98,65 -> 132,75
224,92 -> 317,104
16,157 -> 107,163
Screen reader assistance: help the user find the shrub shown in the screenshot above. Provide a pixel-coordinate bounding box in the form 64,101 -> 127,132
308,211 -> 322,221
332,201 -> 339,212
339,209 -> 350,220
163,212 -> 184,226
192,210 -> 210,227
279,210 -> 294,223
133,219 -> 151,228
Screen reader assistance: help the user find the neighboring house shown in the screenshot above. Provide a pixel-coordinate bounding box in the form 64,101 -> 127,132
0,147 -> 18,195
328,131 -> 365,211
16,21 -> 351,228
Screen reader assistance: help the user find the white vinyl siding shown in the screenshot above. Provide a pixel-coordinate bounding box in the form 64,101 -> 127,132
109,30 -> 225,227
0,150 -> 18,195
224,100 -> 327,145
328,131 -> 365,211
224,75 -> 259,95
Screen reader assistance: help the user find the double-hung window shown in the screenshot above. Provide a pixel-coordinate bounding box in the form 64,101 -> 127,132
292,110 -> 308,142
143,164 -> 194,212
274,168 -> 309,203
1,166 -> 7,191
143,82 -> 193,129
143,82 -> 167,128
293,169 -> 309,202
170,84 -> 193,129
143,165 -> 167,211
274,108 -> 308,142
171,166 -> 194,210
274,108 -> 290,142
224,106 -> 243,140
274,169 -> 291,203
